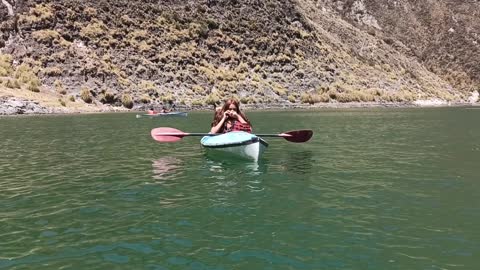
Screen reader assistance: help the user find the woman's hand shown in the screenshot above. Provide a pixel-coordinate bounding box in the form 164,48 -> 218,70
225,110 -> 238,119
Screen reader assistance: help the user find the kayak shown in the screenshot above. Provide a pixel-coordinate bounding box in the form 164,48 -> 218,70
200,131 -> 268,161
136,111 -> 188,118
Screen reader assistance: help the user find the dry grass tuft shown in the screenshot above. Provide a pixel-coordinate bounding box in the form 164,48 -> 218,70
80,19 -> 107,41
121,94 -> 133,108
0,54 -> 14,76
58,98 -> 66,107
5,79 -> 21,89
80,88 -> 92,103
18,4 -> 55,28
54,80 -> 66,95
139,95 -> 151,103
14,64 -> 42,90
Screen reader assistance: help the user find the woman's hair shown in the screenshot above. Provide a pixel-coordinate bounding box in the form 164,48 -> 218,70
211,98 -> 251,128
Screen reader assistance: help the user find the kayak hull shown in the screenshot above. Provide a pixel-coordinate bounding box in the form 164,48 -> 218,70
137,112 -> 187,118
201,132 -> 268,161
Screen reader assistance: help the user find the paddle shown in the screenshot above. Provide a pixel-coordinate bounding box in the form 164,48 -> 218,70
256,130 -> 313,143
151,127 -> 313,143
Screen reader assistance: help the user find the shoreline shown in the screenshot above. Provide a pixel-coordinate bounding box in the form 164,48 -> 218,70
241,101 -> 480,110
1,99 -> 479,117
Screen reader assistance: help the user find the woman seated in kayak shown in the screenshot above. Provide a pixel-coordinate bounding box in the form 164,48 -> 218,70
160,106 -> 170,113
210,99 -> 252,133
148,107 -> 157,115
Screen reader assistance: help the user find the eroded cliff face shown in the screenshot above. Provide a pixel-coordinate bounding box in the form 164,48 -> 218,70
0,0 -> 478,112
313,0 -> 480,93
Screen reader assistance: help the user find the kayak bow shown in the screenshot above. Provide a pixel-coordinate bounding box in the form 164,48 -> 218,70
201,131 -> 268,161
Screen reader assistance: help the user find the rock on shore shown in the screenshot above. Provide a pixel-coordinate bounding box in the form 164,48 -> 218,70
0,96 -> 57,115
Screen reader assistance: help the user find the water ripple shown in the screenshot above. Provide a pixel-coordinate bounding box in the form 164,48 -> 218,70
1,110 -> 479,269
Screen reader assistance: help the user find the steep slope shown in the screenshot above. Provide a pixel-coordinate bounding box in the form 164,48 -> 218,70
0,0 -> 477,113
312,0 -> 480,94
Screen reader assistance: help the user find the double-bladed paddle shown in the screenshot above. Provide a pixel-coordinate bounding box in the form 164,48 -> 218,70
151,127 -> 313,143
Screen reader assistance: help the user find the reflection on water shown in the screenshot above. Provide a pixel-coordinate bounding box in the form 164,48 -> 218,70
282,150 -> 314,175
204,153 -> 268,177
268,150 -> 315,175
151,157 -> 182,181
203,156 -> 268,208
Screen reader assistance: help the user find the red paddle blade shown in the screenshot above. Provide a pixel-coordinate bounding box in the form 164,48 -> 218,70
151,127 -> 186,142
281,130 -> 313,143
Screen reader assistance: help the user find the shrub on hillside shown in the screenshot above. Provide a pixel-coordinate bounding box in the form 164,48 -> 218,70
235,62 -> 249,73
121,94 -> 134,109
140,95 -> 151,103
240,96 -> 259,104
188,22 -> 209,39
5,79 -> 21,89
128,30 -> 149,42
54,80 -> 66,95
272,83 -> 287,96
32,30 -> 62,45
14,64 -> 41,88
300,93 -> 329,104
100,91 -> 116,104
139,80 -> 156,93
0,54 -> 14,76
300,93 -> 315,104
80,20 -> 107,41
120,15 -> 134,26
43,67 -> 63,76
84,7 -> 98,18
191,99 -> 204,106
220,49 -> 237,61
27,81 -> 41,92
161,93 -> 174,103
18,4 -> 54,28
205,93 -> 220,106
335,90 -> 376,103
80,88 -> 92,103
191,85 -> 206,95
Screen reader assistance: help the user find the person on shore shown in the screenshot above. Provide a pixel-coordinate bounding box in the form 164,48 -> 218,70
210,98 -> 252,134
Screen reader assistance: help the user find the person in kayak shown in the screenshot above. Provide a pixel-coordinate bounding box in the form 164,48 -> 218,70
148,107 -> 158,114
210,98 -> 252,133
160,106 -> 171,113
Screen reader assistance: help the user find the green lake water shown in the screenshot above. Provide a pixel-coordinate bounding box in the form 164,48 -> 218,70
0,108 -> 479,269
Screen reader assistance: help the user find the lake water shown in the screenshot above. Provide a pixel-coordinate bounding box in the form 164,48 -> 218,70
1,108 -> 479,269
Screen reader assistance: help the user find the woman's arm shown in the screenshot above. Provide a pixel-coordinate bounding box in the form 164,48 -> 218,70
210,113 -> 228,133
229,111 -> 247,124
236,114 -> 247,124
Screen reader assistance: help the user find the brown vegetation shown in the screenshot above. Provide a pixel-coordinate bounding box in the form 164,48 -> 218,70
0,0 -> 478,112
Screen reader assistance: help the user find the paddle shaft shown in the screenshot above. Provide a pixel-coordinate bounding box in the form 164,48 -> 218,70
156,133 -> 215,137
256,134 -> 290,137
151,127 -> 313,143
154,133 -> 290,138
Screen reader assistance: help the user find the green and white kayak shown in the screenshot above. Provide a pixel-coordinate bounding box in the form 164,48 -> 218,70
136,112 -> 188,118
200,131 -> 268,161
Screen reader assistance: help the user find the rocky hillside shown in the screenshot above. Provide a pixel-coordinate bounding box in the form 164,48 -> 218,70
314,0 -> 480,94
1,0 -> 479,114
